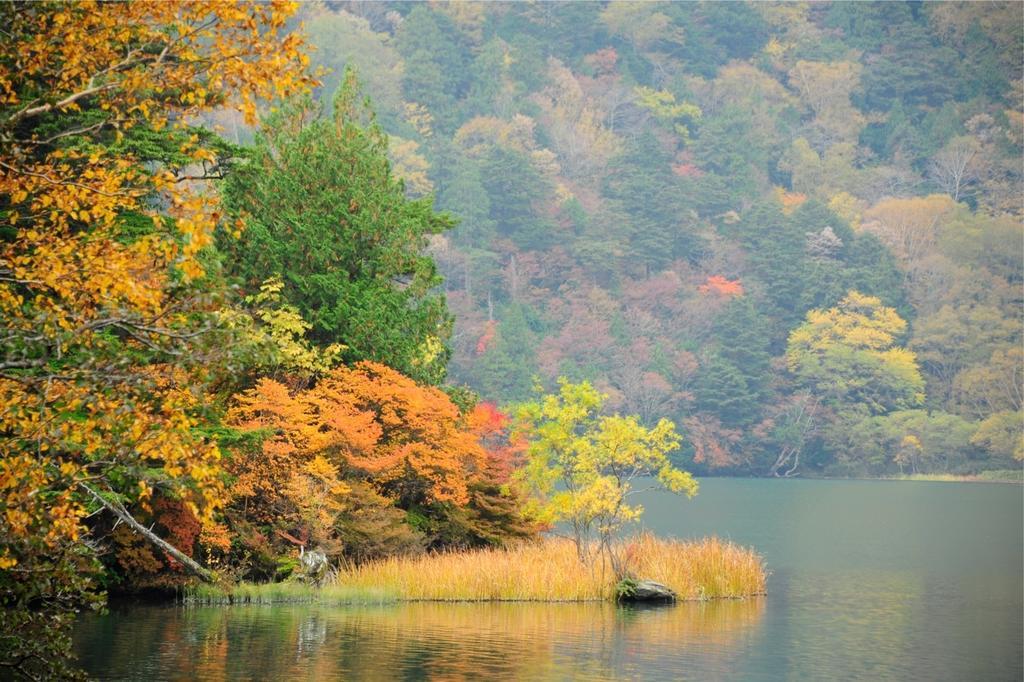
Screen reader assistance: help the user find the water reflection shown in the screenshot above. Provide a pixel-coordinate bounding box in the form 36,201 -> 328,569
75,599 -> 766,681
75,480 -> 1023,680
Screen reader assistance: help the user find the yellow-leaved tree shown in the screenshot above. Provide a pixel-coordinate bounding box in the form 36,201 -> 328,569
0,3 -> 312,678
786,291 -> 926,414
514,379 -> 697,573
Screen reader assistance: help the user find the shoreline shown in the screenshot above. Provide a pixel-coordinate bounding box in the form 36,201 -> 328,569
178,591 -> 767,606
183,535 -> 767,606
694,471 -> 1023,484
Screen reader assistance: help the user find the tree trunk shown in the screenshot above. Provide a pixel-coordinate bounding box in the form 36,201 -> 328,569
80,483 -> 217,583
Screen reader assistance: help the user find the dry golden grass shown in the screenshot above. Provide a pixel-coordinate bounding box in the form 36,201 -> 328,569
333,534 -> 766,602
621,533 -> 767,599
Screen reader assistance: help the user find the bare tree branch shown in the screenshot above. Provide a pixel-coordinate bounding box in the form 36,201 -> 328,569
79,483 -> 217,583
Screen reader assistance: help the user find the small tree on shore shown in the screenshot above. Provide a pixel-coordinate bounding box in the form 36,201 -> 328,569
514,379 -> 698,573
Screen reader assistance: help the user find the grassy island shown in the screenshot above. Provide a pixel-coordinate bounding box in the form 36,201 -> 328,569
184,535 -> 766,605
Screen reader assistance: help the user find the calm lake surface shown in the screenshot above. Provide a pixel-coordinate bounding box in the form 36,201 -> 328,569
74,478 -> 1023,680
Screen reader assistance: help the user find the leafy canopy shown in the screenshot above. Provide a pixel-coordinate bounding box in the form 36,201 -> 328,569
514,379 -> 696,566
0,2 -> 312,677
229,361 -> 489,511
786,291 -> 925,413
221,68 -> 456,385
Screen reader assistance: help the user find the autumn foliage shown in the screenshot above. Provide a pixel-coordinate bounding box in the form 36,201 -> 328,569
224,362 -> 535,570
698,275 -> 744,298
0,0 -> 313,557
230,361 -> 488,507
109,494 -> 205,589
466,401 -> 525,482
4,2 -> 1020,678
0,3 -> 312,677
475,320 -> 498,355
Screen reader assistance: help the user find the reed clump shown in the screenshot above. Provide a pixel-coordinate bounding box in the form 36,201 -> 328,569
334,534 -> 766,602
183,535 -> 766,604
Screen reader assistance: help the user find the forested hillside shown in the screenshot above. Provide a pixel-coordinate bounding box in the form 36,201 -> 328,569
1,3 -> 1021,678
299,1 -> 1023,477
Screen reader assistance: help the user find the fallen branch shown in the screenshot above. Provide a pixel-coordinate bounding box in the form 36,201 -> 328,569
79,483 -> 217,583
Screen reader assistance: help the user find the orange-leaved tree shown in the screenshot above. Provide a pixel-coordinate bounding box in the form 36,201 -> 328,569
226,362 -> 536,564
466,400 -> 526,483
698,275 -> 744,298
229,361 -> 487,508
0,3 -> 312,678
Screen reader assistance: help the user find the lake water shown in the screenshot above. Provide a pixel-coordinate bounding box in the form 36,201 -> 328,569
74,478 -> 1023,680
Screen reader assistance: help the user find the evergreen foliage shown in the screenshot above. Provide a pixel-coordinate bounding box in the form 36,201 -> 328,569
221,71 -> 455,385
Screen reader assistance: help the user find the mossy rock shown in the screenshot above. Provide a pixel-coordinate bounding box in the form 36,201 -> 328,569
616,578 -> 676,603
